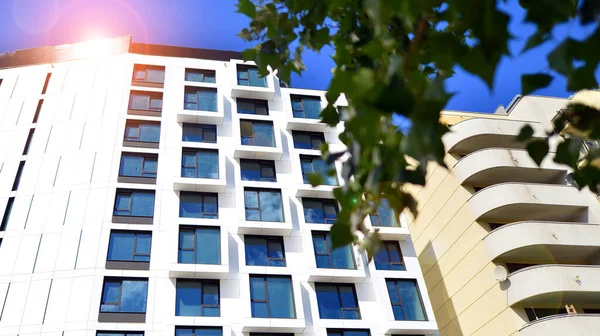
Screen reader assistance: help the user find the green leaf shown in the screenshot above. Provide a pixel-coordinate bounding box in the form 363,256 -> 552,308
547,39 -> 574,75
554,138 -> 582,168
237,0 -> 256,18
567,66 -> 599,91
580,0 -> 600,24
307,173 -> 324,187
326,151 -> 346,165
523,31 -> 551,53
360,231 -> 382,261
330,222 -> 355,250
515,125 -> 534,142
521,73 -> 553,95
526,139 -> 550,166
458,47 -> 498,89
321,104 -> 340,126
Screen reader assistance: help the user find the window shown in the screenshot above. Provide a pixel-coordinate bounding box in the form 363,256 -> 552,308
386,279 -> 427,321
312,232 -> 355,269
185,69 -> 216,83
23,128 -> 34,155
176,280 -> 219,316
374,242 -> 405,271
327,330 -> 370,336
369,199 -> 399,227
179,192 -> 218,218
100,278 -> 148,313
132,64 -> 165,84
237,99 -> 269,115
291,95 -> 321,119
107,231 -> 151,262
300,156 -> 338,186
124,121 -> 161,143
184,87 -> 217,111
249,275 -> 295,318
182,149 -> 219,179
315,283 -> 360,319
182,123 -> 216,143
12,161 -> 25,191
178,226 -> 220,264
175,327 -> 222,336
119,154 -> 158,178
240,120 -> 275,147
237,65 -> 267,87
303,198 -> 338,224
244,189 -> 284,222
129,91 -> 163,111
241,160 -> 276,182
245,236 -> 285,266
0,197 -> 13,231
292,131 -> 325,150
97,332 -> 144,336
113,190 -> 155,217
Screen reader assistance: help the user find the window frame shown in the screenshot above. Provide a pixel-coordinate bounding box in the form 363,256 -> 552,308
369,199 -> 400,227
302,198 -> 339,224
237,65 -> 267,87
184,87 -> 218,111
181,149 -> 219,179
113,190 -> 155,218
175,327 -> 223,336
119,153 -> 158,178
326,330 -> 370,336
124,121 -> 161,144
300,155 -> 338,186
243,188 -> 284,222
374,241 -> 405,271
315,283 -> 361,320
312,231 -> 356,270
292,131 -> 325,150
129,91 -> 163,112
97,332 -> 144,336
240,120 -> 275,147
244,235 -> 286,267
178,226 -> 221,265
107,230 -> 152,263
291,95 -> 321,119
237,98 -> 269,115
175,279 -> 221,316
99,277 -> 149,313
386,279 -> 427,321
240,159 -> 277,182
185,68 -> 216,83
249,275 -> 296,318
132,64 -> 165,84
179,192 -> 219,219
182,123 -> 217,143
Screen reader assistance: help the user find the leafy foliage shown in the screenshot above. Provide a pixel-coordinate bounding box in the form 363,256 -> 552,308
237,0 -> 600,259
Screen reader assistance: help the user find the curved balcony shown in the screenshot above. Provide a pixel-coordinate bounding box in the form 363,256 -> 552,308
507,265 -> 600,306
519,314 -> 600,336
443,118 -> 546,155
453,148 -> 566,187
483,221 -> 600,262
468,183 -> 588,222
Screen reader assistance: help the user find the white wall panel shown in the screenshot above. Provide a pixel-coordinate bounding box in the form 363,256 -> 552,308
21,279 -> 51,325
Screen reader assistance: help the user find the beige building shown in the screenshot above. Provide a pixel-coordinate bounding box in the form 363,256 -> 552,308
407,91 -> 600,335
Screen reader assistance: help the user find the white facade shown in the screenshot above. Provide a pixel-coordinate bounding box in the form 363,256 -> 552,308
0,39 -> 436,336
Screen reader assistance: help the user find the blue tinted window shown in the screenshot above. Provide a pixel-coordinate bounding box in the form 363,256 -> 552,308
237,66 -> 267,87
184,88 -> 217,111
245,236 -> 285,266
303,199 -> 338,224
176,280 -> 220,316
113,190 -> 155,217
244,189 -> 283,222
124,122 -> 160,143
386,279 -> 427,321
316,284 -> 360,319
119,154 -> 157,178
97,332 -> 144,336
326,330 -> 369,336
292,131 -> 324,150
185,69 -> 216,83
240,121 -> 275,147
237,99 -> 269,115
291,96 -> 321,119
129,92 -> 162,111
178,227 -> 220,264
100,279 -> 148,313
182,123 -> 216,143
240,160 -> 276,182
182,150 -> 219,179
312,232 -> 355,269
179,192 -> 218,218
175,328 -> 222,336
300,156 -> 338,186
374,242 -> 405,271
107,231 -> 151,262
250,276 -> 295,318
369,199 -> 399,227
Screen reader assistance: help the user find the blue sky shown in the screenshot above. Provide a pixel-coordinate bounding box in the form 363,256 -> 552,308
1,0 -> 597,112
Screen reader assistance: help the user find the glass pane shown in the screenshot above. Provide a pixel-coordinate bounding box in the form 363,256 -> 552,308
293,133 -> 311,149
133,255 -> 150,262
270,260 -> 285,267
303,98 -> 322,119
195,328 -> 222,336
146,69 -> 165,83
386,280 -> 400,304
253,123 -> 275,147
339,286 -> 358,308
249,68 -> 267,87
202,195 -> 218,217
179,230 -> 195,249
241,161 -> 261,181
203,306 -> 220,317
176,329 -> 194,336
311,136 -> 323,149
139,124 -> 160,142
130,94 -> 149,110
237,100 -> 256,114
261,164 -> 275,180
291,100 -> 303,111
196,151 -> 219,178
179,250 -> 195,264
266,277 -> 294,318
398,281 -> 426,320
316,255 -> 331,268
114,194 -> 130,214
196,90 -> 217,112
240,121 -> 254,138
245,237 -> 268,266
133,70 -> 145,80
246,209 -> 260,221
316,284 -> 342,319
185,71 -> 204,82
143,158 -> 157,176
267,241 -> 284,259
176,282 -> 202,316
204,127 -> 217,142
388,244 -> 402,262
131,192 -> 155,217
135,234 -> 151,255
344,331 -> 369,336
107,233 -> 134,261
330,234 -> 354,269
183,124 -> 202,142
180,193 -> 202,218
120,280 -> 148,313
250,277 -> 266,300
203,284 -> 219,305
256,105 -> 268,115
204,74 -> 216,83
238,70 -> 249,80
197,228 -> 220,264
238,79 -> 249,86
378,199 -> 399,227
101,281 -> 121,307
324,204 -> 338,220
251,302 -> 268,317
244,191 -> 258,208
304,200 -> 325,224
343,310 -> 360,319
125,125 -> 139,140
259,191 -> 283,222
374,248 -> 391,270
300,160 -> 314,175
150,98 -> 162,110
120,156 -> 143,177
312,235 -> 327,254
392,305 -> 406,320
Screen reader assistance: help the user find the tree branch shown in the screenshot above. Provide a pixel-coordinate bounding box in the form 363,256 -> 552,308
404,15 -> 429,73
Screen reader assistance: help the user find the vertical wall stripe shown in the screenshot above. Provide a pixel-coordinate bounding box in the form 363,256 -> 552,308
79,122 -> 86,149
74,230 -> 83,269
41,279 -> 53,324
14,101 -> 24,125
68,95 -> 76,119
32,234 -> 43,273
23,195 -> 34,230
10,77 -> 18,98
44,125 -> 53,153
62,191 -> 71,226
53,156 -> 62,187
101,93 -> 108,116
89,152 -> 97,183
60,71 -> 67,92
0,283 -> 10,321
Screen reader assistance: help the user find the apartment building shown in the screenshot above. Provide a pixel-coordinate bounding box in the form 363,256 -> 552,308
0,36 -> 437,336
409,92 -> 600,335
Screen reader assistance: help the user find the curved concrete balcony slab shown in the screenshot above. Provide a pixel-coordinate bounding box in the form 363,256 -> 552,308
444,118 -> 546,155
519,314 -> 600,336
468,183 -> 588,222
453,148 -> 566,187
483,221 -> 600,262
507,265 -> 600,306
